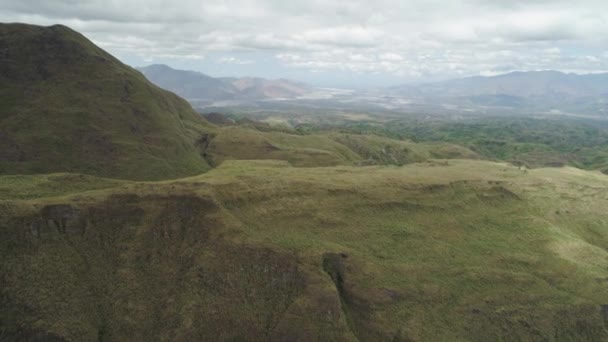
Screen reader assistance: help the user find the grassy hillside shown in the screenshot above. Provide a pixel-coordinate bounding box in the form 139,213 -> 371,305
311,116 -> 608,172
0,22 -> 482,180
203,124 -> 479,168
2,159 -> 608,340
2,22 -> 607,342
330,133 -> 479,166
207,105 -> 608,173
0,23 -> 213,180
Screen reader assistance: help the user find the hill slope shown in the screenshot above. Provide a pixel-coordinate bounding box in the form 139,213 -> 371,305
2,160 -> 608,340
201,124 -> 479,168
0,23 -> 213,180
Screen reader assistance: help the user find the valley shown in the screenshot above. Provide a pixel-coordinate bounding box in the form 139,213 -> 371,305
1,22 -> 608,341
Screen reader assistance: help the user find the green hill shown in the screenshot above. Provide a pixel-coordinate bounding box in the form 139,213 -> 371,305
2,160 -> 608,340
202,125 -> 479,168
0,23 -> 479,179
0,23 -> 213,180
2,23 -> 608,341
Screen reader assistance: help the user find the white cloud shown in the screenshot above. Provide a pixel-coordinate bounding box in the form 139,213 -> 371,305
379,53 -> 403,61
217,56 -> 254,65
544,47 -> 561,55
296,26 -> 382,47
2,0 -> 608,84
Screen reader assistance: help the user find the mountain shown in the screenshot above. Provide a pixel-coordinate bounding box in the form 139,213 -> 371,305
221,76 -> 312,99
0,23 -> 214,180
136,64 -> 236,101
3,23 -> 608,341
138,64 -> 311,104
390,71 -> 608,115
394,71 -> 608,98
3,160 -> 608,340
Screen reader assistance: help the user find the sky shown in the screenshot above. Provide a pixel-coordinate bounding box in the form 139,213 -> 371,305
2,0 -> 608,87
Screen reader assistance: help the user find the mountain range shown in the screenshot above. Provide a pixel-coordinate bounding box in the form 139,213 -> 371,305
393,71 -> 608,98
138,64 -> 312,105
388,71 -> 608,115
3,23 -> 608,341
138,65 -> 608,116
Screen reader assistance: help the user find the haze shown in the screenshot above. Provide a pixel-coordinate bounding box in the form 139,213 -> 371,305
2,0 -> 608,87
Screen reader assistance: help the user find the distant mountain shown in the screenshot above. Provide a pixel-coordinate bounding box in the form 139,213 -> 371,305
390,71 -> 608,115
0,24 -> 214,180
221,76 -> 311,99
393,71 -> 608,98
138,64 -> 312,104
136,64 -> 236,101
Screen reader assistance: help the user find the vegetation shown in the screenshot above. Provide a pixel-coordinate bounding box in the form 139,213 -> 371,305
199,122 -> 479,168
0,23 -> 214,181
2,160 -> 608,340
3,23 -> 608,341
368,117 -> 608,170
238,107 -> 608,172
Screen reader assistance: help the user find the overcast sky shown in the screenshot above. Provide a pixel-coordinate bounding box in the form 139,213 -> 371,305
2,0 -> 608,87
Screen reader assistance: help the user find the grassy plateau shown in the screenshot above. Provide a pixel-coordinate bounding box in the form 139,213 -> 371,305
2,160 -> 608,341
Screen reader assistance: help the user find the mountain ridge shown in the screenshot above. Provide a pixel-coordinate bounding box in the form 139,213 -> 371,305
383,70 -> 608,116
391,70 -> 608,101
138,64 -> 312,104
0,23 -> 214,180
2,23 -> 608,341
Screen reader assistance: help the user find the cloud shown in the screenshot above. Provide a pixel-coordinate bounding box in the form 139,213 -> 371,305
295,27 -> 383,47
217,56 -> 254,65
2,0 -> 608,85
379,53 -> 403,62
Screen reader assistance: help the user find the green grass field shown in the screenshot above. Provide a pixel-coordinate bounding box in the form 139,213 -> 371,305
2,159 -> 608,340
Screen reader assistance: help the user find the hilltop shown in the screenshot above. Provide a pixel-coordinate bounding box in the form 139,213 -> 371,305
0,24 -> 213,180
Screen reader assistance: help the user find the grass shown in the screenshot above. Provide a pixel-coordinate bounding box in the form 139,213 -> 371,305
0,173 -> 125,200
2,159 -> 608,340
3,21 -> 608,342
0,23 -> 213,181
204,125 -> 479,168
337,116 -> 608,171
218,106 -> 608,173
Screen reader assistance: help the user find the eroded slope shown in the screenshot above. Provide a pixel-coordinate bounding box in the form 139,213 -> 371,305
2,160 -> 608,340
